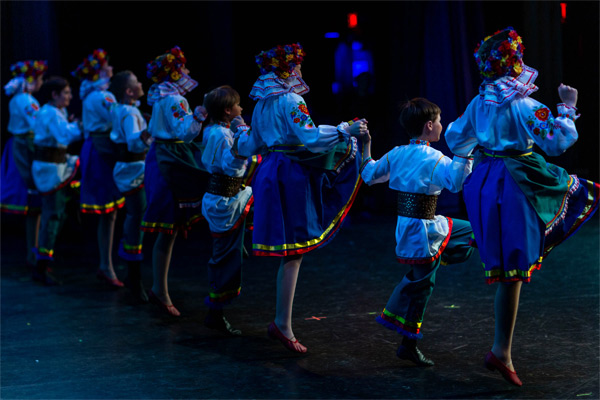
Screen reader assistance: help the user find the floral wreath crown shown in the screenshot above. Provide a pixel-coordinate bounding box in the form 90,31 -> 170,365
10,60 -> 48,83
146,46 -> 187,84
255,43 -> 305,79
474,27 -> 525,82
72,49 -> 109,81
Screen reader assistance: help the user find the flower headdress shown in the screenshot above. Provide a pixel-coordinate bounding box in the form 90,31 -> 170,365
10,60 -> 48,83
72,49 -> 109,81
146,46 -> 187,84
255,43 -> 305,79
474,27 -> 525,82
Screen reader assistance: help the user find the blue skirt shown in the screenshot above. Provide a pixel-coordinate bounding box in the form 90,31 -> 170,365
464,153 -> 599,283
0,136 -> 41,215
79,136 -> 125,214
141,142 -> 205,235
251,148 -> 362,257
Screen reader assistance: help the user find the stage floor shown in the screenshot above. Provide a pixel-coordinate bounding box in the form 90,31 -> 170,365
1,210 -> 598,399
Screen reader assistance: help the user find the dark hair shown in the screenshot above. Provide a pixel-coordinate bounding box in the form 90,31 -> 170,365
38,76 -> 69,104
109,70 -> 135,103
398,98 -> 441,139
203,85 -> 240,124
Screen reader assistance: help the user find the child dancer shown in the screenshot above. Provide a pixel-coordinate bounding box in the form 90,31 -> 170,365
360,98 -> 474,366
234,43 -> 368,353
72,49 -> 125,288
201,85 -> 253,335
445,27 -> 599,386
1,60 -> 47,267
108,70 -> 151,302
142,46 -> 207,316
31,76 -> 83,285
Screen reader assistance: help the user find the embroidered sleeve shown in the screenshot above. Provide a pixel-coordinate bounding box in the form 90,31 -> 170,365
165,96 -> 202,143
25,101 -> 40,117
517,97 -> 578,156
98,92 -> 117,124
23,98 -> 40,130
289,100 -> 315,129
285,93 -> 340,153
102,93 -> 116,110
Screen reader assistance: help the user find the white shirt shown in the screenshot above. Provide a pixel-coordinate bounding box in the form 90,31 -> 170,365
7,92 -> 40,135
110,103 -> 149,193
32,104 -> 82,193
147,94 -> 202,142
445,96 -> 579,158
82,88 -> 116,137
361,142 -> 472,261
236,92 -> 348,156
201,123 -> 252,233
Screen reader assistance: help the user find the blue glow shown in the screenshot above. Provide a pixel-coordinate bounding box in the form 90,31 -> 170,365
324,32 -> 340,39
332,82 -> 341,94
352,61 -> 369,77
351,41 -> 362,51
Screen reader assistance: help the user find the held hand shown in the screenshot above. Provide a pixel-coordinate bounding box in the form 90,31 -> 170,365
68,114 -> 78,123
194,105 -> 208,121
140,130 -> 154,146
362,129 -> 372,144
558,83 -> 578,108
347,118 -> 369,137
230,115 -> 246,132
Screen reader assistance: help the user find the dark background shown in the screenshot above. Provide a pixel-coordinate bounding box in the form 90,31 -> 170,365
2,0 -> 598,216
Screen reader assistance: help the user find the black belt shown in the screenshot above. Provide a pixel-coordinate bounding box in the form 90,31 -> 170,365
89,129 -> 111,138
397,191 -> 438,220
13,132 -> 34,139
206,173 -> 244,197
115,143 -> 147,162
33,146 -> 67,163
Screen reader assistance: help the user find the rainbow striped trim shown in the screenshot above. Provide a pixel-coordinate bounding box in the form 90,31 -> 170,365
36,247 -> 54,260
544,179 -> 599,256
81,197 -> 125,214
376,308 -> 423,339
252,177 -> 362,256
141,212 -> 204,236
0,204 -> 41,215
205,287 -> 242,309
484,257 -> 543,284
243,154 -> 262,186
118,240 -> 143,262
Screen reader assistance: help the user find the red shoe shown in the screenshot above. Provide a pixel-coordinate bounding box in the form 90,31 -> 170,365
96,269 -> 124,288
148,290 -> 181,317
484,351 -> 522,386
267,322 -> 307,353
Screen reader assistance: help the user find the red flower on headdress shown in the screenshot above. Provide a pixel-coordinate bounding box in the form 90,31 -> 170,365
255,43 -> 305,79
10,60 -> 48,83
72,49 -> 109,81
147,46 -> 187,84
473,27 -> 525,81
